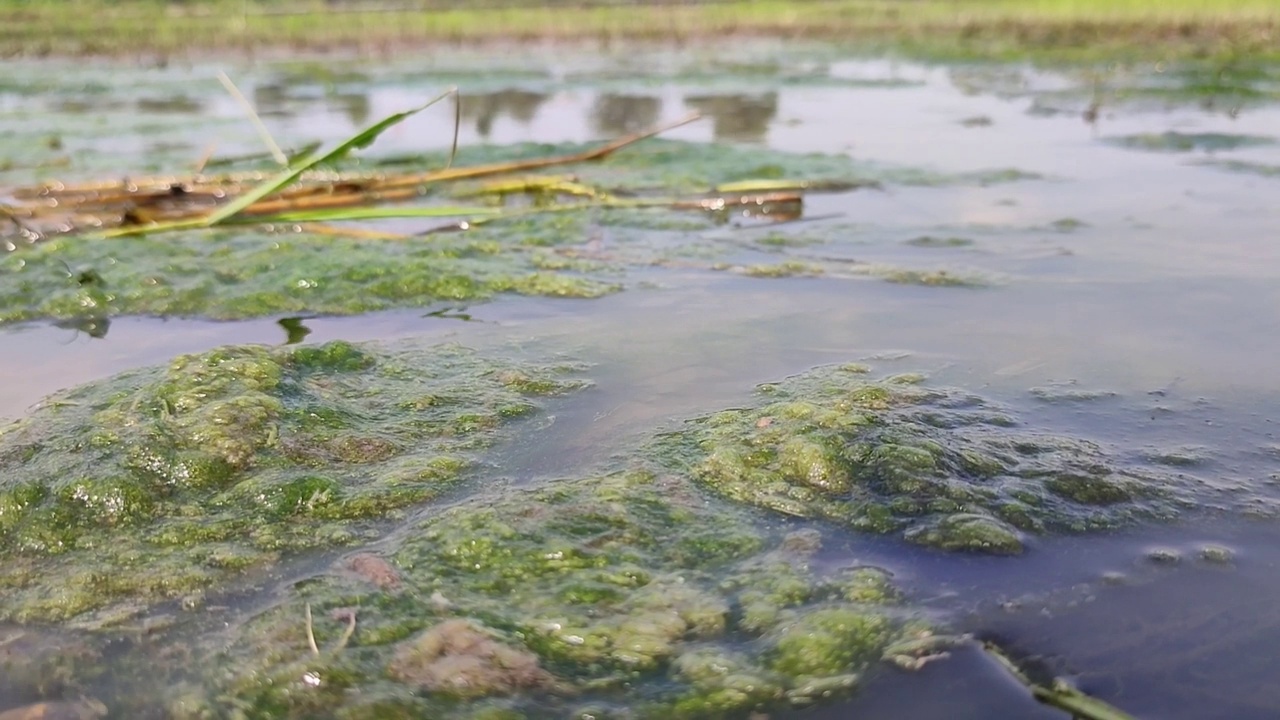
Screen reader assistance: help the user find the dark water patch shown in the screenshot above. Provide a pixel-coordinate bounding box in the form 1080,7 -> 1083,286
960,522 -> 1280,720
790,642 -> 1061,720
459,89 -> 552,139
591,92 -> 663,136
786,521 -> 1280,719
683,92 -> 778,143
277,316 -> 314,345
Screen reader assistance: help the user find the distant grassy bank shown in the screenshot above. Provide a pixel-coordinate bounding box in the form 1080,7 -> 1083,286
1,0 -> 1278,61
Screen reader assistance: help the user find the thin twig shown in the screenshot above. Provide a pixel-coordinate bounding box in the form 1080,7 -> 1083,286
446,87 -> 460,171
133,113 -> 706,226
367,110 -> 704,192
217,71 -> 288,167
15,110 -> 709,239
332,610 -> 357,652
193,143 -> 218,175
304,603 -> 319,656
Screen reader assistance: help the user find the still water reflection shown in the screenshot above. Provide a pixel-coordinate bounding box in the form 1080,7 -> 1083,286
458,88 -> 550,138
684,91 -> 778,142
591,92 -> 662,135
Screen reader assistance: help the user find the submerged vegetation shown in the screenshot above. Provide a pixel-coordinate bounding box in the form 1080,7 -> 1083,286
0,344 -> 937,716
1,0 -> 1278,62
0,340 -> 1248,716
182,471 -> 920,719
655,364 -> 1208,554
0,339 -> 590,622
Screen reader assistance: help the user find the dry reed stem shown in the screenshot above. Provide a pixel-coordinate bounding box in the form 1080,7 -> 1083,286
6,112 -> 704,235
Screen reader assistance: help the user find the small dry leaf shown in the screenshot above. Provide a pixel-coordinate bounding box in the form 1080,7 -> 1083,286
345,553 -> 402,590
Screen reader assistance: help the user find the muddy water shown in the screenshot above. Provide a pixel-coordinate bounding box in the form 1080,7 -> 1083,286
2,46 -> 1279,718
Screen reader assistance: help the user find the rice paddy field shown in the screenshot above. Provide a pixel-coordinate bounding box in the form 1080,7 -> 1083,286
2,0 -> 1279,60
1,2 -> 1279,719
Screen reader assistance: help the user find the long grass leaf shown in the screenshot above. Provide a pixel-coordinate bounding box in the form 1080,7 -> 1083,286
96,218 -> 209,239
981,642 -> 1138,720
243,205 -> 504,224
204,89 -> 456,227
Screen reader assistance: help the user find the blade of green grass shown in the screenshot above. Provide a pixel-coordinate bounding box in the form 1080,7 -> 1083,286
981,642 -> 1138,720
203,87 -> 457,227
1032,684 -> 1139,720
241,196 -> 697,225
95,218 -> 209,238
243,205 -> 505,224
92,190 -> 790,238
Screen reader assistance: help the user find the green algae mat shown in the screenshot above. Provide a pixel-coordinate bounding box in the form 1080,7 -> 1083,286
656,365 -> 1198,552
0,339 -> 1247,718
0,127 -> 1032,326
0,340 -> 591,624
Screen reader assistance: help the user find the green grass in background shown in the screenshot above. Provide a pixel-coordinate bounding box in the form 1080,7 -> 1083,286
0,0 -> 1277,61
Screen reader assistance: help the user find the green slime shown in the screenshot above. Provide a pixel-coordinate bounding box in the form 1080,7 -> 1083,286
0,139 -> 1037,324
656,364 -> 1194,554
0,340 -> 590,623
174,471 -> 914,720
0,349 -> 1234,718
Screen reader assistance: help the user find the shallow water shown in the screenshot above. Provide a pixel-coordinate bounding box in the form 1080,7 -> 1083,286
2,45 -> 1279,718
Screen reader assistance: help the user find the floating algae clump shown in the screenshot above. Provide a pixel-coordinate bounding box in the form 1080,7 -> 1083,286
189,471 -> 915,719
658,364 -> 1194,554
769,606 -> 890,677
0,132 -> 1041,327
0,339 -> 590,623
1104,131 -> 1275,154
386,619 -> 559,699
902,513 -> 1025,555
0,229 -> 619,325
